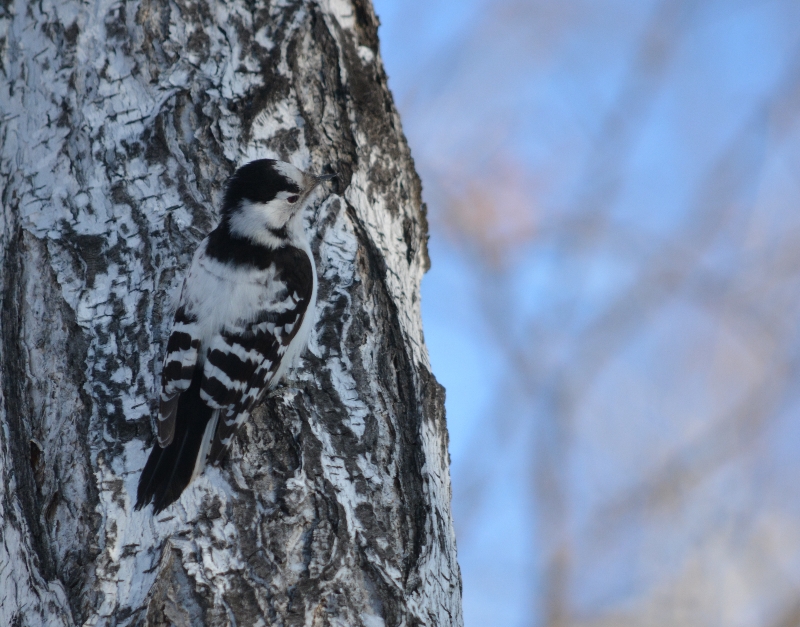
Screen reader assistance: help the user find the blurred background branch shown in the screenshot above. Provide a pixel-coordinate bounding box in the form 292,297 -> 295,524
375,0 -> 800,625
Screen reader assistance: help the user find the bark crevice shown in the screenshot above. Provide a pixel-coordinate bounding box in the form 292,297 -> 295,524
1,225 -> 57,583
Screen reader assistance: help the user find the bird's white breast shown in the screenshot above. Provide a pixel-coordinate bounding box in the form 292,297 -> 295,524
181,241 -> 285,357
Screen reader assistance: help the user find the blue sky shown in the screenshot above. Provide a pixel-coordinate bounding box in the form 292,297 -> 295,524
372,1 -> 800,625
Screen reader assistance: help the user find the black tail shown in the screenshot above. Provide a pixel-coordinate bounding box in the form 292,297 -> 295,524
136,369 -> 214,513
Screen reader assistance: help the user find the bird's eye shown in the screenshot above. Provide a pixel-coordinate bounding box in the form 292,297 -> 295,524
287,195 -> 299,204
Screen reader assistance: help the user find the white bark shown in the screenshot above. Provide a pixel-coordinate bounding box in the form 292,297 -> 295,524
0,0 -> 462,625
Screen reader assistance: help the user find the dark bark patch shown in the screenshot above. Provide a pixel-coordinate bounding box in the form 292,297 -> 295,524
29,439 -> 44,487
418,202 -> 431,272
64,21 -> 79,46
1,227 -> 57,582
71,231 -> 106,289
234,74 -> 291,144
351,0 -> 380,52
143,110 -> 171,165
266,127 -> 302,159
135,0 -> 177,73
104,5 -> 129,54
187,26 -> 211,57
402,216 -> 416,265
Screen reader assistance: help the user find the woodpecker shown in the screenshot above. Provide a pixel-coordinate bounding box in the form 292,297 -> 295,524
136,159 -> 335,513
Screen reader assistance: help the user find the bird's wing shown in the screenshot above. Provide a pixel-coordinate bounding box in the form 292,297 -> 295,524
201,279 -> 312,466
157,302 -> 201,446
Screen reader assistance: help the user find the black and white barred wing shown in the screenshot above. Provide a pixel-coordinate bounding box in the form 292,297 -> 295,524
157,304 -> 200,446
201,281 -> 312,465
137,244 -> 314,513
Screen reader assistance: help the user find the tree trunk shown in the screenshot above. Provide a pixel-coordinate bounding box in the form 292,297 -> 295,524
0,0 -> 462,625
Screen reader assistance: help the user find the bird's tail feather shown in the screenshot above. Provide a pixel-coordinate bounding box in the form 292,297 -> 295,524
135,369 -> 214,513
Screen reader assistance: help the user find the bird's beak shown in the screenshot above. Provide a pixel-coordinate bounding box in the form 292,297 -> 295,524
314,172 -> 337,185
303,171 -> 338,198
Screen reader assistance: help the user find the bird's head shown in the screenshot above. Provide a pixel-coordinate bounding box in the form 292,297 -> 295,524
222,159 -> 336,247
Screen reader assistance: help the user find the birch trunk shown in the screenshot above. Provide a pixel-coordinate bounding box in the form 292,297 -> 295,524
0,1 -> 462,625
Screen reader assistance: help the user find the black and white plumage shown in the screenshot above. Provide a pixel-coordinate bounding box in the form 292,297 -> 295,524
136,159 -> 334,513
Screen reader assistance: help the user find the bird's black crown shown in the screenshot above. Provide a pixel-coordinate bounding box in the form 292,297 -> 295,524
222,159 -> 301,214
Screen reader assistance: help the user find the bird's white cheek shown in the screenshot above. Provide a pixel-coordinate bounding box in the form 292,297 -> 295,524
229,200 -> 294,247
229,202 -> 268,236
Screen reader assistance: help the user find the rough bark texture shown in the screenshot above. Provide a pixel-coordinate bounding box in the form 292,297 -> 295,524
0,1 -> 462,625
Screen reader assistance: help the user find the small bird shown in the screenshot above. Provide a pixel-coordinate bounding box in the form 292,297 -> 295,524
136,159 -> 334,513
